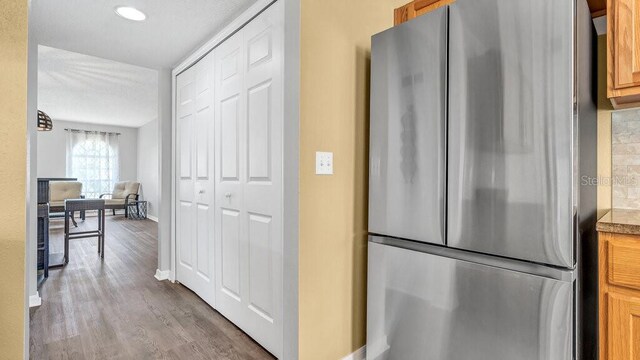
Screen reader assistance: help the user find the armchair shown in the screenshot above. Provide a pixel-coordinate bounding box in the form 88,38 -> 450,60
49,181 -> 84,227
100,181 -> 140,218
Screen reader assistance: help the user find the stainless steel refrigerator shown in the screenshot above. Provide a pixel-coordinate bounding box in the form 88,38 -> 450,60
367,0 -> 598,359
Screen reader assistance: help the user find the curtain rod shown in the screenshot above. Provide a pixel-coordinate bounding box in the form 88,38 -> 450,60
64,128 -> 121,136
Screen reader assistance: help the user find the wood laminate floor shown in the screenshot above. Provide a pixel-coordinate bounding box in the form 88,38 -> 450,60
29,215 -> 275,360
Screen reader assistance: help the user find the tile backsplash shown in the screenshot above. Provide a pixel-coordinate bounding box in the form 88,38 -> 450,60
612,109 -> 640,209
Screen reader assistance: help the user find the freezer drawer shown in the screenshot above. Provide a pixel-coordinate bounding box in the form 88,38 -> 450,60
368,8 -> 447,245
447,0 -> 575,267
367,238 -> 574,360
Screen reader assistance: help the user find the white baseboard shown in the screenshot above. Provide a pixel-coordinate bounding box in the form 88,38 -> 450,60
29,293 -> 42,308
342,346 -> 366,360
148,215 -> 158,222
155,269 -> 170,281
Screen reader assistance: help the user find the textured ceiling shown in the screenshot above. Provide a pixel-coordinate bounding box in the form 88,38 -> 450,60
32,0 -> 258,68
38,45 -> 158,127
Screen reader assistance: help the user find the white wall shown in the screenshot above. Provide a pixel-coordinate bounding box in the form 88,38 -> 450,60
157,68 -> 172,272
137,119 -> 159,218
37,119 -> 138,183
26,4 -> 39,313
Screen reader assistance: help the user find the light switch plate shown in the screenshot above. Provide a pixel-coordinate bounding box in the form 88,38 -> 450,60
315,151 -> 333,175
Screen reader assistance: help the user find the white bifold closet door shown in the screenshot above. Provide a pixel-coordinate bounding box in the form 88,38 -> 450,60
176,52 -> 216,307
214,2 -> 283,358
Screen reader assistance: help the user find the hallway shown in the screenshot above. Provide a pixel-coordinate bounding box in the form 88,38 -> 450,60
29,216 -> 275,359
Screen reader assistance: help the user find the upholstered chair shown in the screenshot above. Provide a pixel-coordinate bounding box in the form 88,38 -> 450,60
100,181 -> 140,218
49,181 -> 84,226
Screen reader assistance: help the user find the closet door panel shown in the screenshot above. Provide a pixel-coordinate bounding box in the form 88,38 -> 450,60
215,29 -> 248,328
193,53 -> 215,304
213,3 -> 283,358
176,52 -> 216,308
176,67 -> 196,288
242,3 -> 283,356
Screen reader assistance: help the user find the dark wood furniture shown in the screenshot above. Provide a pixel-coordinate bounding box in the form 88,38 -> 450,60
36,203 -> 49,288
38,177 -> 82,268
63,199 -> 106,264
37,178 -> 78,278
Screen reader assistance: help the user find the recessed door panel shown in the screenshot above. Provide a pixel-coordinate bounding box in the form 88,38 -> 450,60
248,81 -> 271,181
221,208 -> 241,299
196,204 -> 211,280
179,116 -> 192,179
196,94 -> 211,179
221,51 -> 239,81
248,213 -> 273,322
179,201 -> 193,268
248,30 -> 272,67
221,96 -> 240,180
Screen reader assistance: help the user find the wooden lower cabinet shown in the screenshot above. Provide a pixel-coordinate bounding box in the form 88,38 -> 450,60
608,294 -> 640,360
599,232 -> 640,360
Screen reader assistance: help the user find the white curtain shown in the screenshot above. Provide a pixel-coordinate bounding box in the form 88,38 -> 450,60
66,130 -> 120,199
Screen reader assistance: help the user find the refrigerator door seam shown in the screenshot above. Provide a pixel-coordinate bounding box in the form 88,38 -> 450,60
371,235 -> 575,282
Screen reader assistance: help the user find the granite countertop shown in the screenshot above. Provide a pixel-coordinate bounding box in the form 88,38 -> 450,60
596,209 -> 640,235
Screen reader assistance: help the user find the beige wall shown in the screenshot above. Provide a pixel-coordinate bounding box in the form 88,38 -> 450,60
299,1 -> 406,359
598,35 -> 613,217
0,0 -> 28,359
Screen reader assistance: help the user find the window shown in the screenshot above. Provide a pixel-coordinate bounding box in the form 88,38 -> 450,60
66,130 -> 120,199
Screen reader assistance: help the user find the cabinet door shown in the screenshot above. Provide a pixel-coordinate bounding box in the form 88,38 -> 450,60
608,294 -> 640,360
394,0 -> 454,25
612,0 -> 640,89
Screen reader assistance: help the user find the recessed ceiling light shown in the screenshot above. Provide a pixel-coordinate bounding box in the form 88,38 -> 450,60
114,6 -> 146,21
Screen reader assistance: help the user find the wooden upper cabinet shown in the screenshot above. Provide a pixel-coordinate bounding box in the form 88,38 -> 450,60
394,0 -> 454,25
608,0 -> 640,108
395,0 -> 606,26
